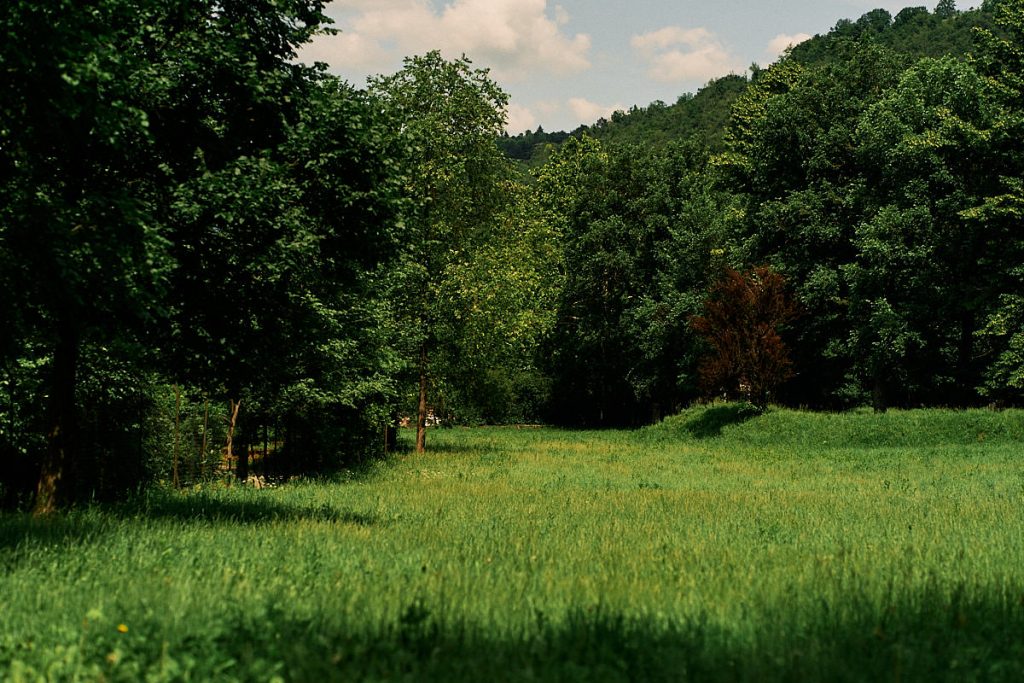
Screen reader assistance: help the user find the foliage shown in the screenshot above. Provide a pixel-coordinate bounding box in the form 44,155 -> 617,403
0,0 -> 183,510
498,5 -> 994,168
849,56 -> 998,407
691,267 -> 799,407
5,0 -> 1024,508
969,0 -> 1024,401
789,3 -> 995,66
0,0 -> 406,509
369,52 -> 559,438
523,0 -> 1024,416
499,74 -> 749,169
714,38 -> 1014,409
164,75 -> 407,467
537,136 -> 731,425
497,126 -> 572,163
432,182 -> 561,424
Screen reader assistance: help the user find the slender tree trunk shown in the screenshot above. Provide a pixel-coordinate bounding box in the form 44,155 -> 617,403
199,397 -> 209,479
225,399 -> 241,479
34,324 -> 79,515
416,344 -> 428,454
262,420 -> 268,473
384,417 -> 397,455
5,362 -> 15,446
235,407 -> 248,483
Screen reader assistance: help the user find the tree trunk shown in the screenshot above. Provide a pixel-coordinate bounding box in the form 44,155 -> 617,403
234,402 -> 249,483
34,324 -> 79,515
199,397 -> 209,479
225,399 -> 241,479
416,344 -> 428,454
384,420 -> 398,454
262,420 -> 269,472
872,365 -> 887,413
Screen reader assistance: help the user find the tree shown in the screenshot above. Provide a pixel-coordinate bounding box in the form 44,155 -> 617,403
936,0 -> 959,19
431,181 -> 561,424
851,56 -> 996,408
969,0 -> 1024,402
164,76 -> 405,477
368,53 -> 514,451
1,0 -> 179,512
690,267 -> 799,409
1,0 -> 406,510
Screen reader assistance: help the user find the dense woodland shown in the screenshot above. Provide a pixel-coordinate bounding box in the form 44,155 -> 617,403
2,0 -> 1023,511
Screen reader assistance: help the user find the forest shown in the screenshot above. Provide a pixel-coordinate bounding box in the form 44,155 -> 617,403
3,0 -> 1024,513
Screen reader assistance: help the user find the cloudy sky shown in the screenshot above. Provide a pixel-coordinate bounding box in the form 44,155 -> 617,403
299,0 -> 958,134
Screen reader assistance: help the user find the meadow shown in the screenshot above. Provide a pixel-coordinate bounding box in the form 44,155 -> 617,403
2,405 -> 1023,682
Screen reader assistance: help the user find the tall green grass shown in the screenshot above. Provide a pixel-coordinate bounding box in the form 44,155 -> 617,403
2,406 -> 1023,681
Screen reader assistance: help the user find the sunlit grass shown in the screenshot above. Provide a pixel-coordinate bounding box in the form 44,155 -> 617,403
2,406 -> 1023,681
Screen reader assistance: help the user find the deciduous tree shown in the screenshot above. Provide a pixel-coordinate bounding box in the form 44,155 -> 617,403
691,267 -> 798,409
369,53 -> 515,451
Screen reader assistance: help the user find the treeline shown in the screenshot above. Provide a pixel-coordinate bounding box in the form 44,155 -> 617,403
533,0 -> 1024,423
3,1 -> 1024,510
498,75 -> 749,166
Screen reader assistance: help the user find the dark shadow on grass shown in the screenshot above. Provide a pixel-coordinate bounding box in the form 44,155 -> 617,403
0,492 -> 375,559
682,403 -> 761,439
0,511 -> 110,560
136,491 -> 378,527
49,588 -> 1024,682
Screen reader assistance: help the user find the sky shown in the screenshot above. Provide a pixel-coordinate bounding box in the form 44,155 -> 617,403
298,0 -> 963,134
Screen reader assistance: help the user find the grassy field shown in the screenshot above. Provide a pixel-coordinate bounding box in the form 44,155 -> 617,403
2,405 -> 1023,681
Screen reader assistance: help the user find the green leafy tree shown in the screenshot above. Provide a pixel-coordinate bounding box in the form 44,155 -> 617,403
369,52 -> 519,450
851,56 -> 996,408
718,44 -> 909,407
536,136 -> 632,425
1,0 -> 179,512
969,0 -> 1024,401
936,0 -> 959,19
165,77 -> 405,477
432,181 -> 561,424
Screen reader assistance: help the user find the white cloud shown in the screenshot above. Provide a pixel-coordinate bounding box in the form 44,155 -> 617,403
631,25 -> 743,83
554,4 -> 570,26
300,31 -> 391,72
302,0 -> 591,83
568,97 -> 625,124
506,103 -> 538,134
766,32 -> 812,58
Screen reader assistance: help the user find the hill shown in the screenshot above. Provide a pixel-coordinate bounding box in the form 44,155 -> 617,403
498,3 -> 997,165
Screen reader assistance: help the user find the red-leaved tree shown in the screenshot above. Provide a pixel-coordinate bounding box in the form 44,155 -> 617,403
690,266 -> 798,408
